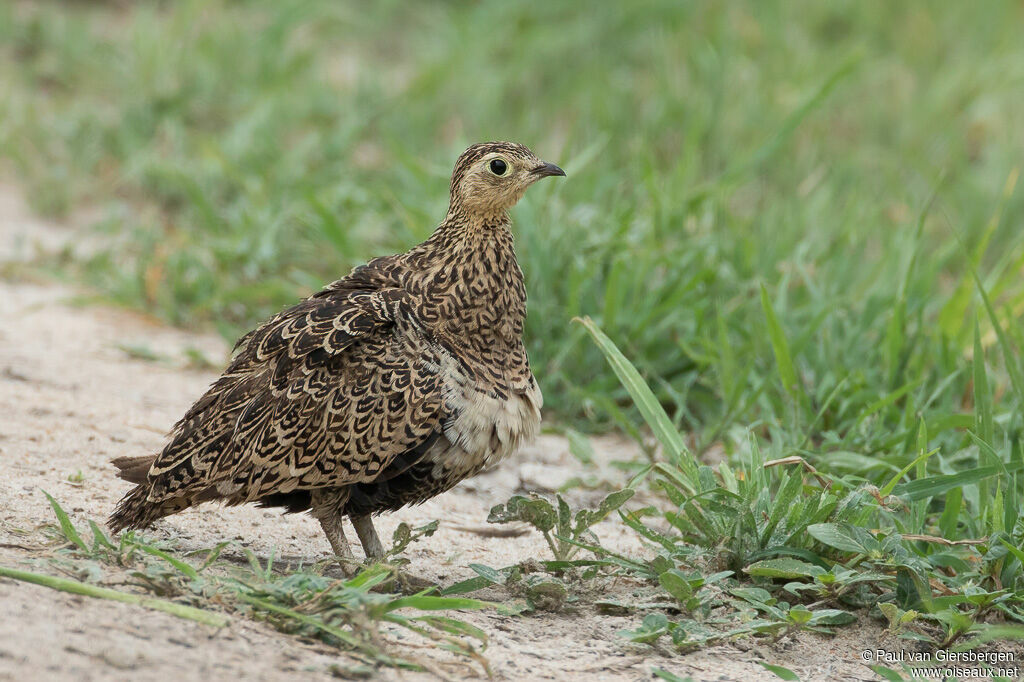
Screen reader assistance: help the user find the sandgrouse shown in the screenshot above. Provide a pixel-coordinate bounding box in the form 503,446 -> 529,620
108,142 -> 565,561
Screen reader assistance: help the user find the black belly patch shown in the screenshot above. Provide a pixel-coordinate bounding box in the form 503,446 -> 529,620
345,459 -> 454,516
255,490 -> 312,513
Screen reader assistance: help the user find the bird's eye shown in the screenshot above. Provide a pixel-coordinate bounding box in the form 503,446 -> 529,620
489,159 -> 508,176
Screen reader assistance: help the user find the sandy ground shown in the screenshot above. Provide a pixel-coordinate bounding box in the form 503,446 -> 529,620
0,184 -> 926,681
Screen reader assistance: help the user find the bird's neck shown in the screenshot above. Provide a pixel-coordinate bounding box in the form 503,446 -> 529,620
429,209 -> 512,247
406,214 -> 527,343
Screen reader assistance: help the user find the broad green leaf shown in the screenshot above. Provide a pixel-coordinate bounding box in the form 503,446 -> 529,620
574,488 -> 635,534
658,569 -> 694,604
556,495 -> 572,537
441,576 -> 493,596
808,609 -> 856,626
619,613 -> 670,644
806,523 -> 867,554
787,606 -> 813,625
468,563 -> 505,585
729,586 -> 775,607
745,558 -> 825,580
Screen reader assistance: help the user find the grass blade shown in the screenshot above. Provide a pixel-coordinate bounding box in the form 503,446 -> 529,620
952,625 -> 1024,651
236,592 -> 362,648
893,462 -> 1022,502
385,596 -> 492,613
973,319 -> 994,444
961,234 -> 1024,407
0,565 -> 227,627
43,491 -> 88,552
938,168 -> 1018,337
575,316 -> 699,492
88,521 -> 116,551
885,182 -> 940,387
133,543 -> 200,580
879,448 -> 939,498
759,284 -> 805,410
938,488 -> 962,539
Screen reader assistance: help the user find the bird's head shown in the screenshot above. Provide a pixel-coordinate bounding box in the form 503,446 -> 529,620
447,141 -> 565,222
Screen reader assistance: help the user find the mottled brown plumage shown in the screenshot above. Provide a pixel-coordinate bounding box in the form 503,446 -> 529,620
108,142 -> 565,560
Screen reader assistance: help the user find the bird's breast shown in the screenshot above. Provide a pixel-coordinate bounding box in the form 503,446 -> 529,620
424,343 -> 542,480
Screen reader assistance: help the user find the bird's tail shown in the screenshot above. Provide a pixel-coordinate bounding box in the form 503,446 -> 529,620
111,455 -> 156,484
107,484 -> 158,533
108,455 -> 180,533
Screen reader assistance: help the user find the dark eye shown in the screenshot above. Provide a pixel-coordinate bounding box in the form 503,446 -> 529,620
489,158 -> 508,176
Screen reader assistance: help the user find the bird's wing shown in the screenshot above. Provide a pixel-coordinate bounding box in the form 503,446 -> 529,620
143,284 -> 444,504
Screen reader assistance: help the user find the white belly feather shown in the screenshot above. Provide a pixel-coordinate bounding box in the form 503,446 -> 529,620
429,358 -> 542,480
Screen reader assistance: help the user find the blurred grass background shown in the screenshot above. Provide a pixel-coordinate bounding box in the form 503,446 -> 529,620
1,0 -> 1023,462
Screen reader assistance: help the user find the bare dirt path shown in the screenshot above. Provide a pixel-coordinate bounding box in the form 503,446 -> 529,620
0,185 -> 891,681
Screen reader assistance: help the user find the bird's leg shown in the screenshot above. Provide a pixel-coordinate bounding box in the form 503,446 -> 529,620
351,515 -> 385,559
317,510 -> 353,559
311,488 -> 353,562
352,514 -> 434,593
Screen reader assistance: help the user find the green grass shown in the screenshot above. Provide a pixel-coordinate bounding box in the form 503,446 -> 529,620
2,0 -> 1024,670
3,0 -> 1023,430
580,321 -> 1024,656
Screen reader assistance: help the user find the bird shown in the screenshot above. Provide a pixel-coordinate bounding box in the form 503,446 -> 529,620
108,141 -> 565,562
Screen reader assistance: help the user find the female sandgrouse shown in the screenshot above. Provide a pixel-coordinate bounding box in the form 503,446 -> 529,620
108,142 -> 565,560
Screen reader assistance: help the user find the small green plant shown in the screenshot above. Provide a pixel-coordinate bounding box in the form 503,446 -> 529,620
878,602 -> 920,636
441,491 -> 638,612
748,558 -> 890,607
386,520 -> 440,559
487,489 -> 634,562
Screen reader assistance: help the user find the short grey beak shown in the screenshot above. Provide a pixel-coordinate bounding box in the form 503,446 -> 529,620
531,161 -> 566,178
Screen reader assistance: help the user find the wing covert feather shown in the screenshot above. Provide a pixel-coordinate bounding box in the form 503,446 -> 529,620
145,284 -> 443,503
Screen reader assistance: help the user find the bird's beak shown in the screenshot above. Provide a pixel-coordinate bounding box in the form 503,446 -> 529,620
530,161 -> 566,178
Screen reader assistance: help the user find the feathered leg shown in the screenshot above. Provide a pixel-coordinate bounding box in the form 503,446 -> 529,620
351,516 -> 385,559
311,488 -> 352,559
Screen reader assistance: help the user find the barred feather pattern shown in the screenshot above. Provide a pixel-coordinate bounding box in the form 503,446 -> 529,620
109,142 -> 548,534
